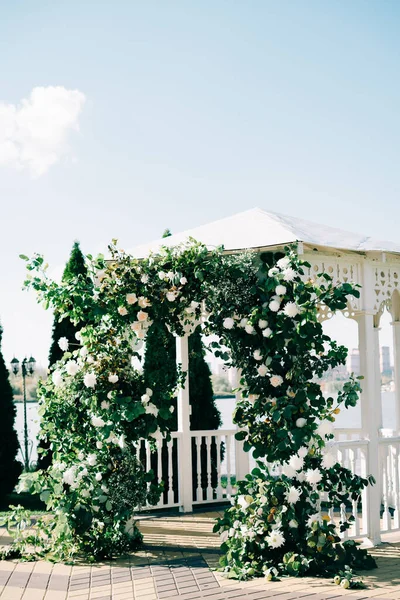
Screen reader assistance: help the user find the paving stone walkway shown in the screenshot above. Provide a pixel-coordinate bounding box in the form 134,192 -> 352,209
1,510 -> 400,599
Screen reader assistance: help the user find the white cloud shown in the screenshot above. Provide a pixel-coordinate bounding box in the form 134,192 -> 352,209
0,86 -> 86,177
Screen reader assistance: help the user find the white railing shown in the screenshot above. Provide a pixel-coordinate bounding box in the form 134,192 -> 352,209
135,427 -> 400,545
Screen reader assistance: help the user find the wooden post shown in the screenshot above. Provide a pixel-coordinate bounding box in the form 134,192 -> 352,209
391,321 -> 400,434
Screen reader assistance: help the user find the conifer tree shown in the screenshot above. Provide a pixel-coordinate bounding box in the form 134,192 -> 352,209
38,242 -> 88,470
0,324 -> 22,502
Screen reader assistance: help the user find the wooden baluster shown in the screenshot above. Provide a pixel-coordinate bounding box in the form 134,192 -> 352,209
382,445 -> 391,531
360,447 -> 369,536
226,434 -> 232,497
215,435 -> 223,500
157,439 -> 163,507
393,444 -> 400,529
349,449 -> 358,537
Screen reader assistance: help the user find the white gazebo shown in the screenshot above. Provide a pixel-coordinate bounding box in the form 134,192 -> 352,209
131,208 -> 400,545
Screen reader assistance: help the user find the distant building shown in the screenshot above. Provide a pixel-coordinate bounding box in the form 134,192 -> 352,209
347,348 -> 360,376
380,346 -> 391,376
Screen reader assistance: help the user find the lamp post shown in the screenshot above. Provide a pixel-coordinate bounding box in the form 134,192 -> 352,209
11,356 -> 36,470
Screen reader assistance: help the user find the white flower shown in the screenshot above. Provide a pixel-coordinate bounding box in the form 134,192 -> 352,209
253,350 -> 263,361
282,464 -> 296,478
322,452 -> 336,469
237,495 -> 250,510
65,360 -> 79,376
166,291 -> 177,302
58,337 -> 69,351
269,300 -> 280,312
91,415 -> 105,428
62,466 -> 76,485
180,277 -> 187,285
87,454 -> 97,466
268,267 -> 279,276
307,512 -> 323,527
257,364 -> 268,377
108,374 -> 119,384
146,403 -> 159,417
81,489 -> 90,498
139,296 -> 151,308
131,321 -> 142,332
52,370 -> 63,387
158,271 -> 166,280
137,310 -> 148,322
295,471 -> 306,482
141,274 -> 149,284
288,455 -> 304,471
96,441 -> 103,449
223,317 -> 235,329
101,484 -> 109,493
101,400 -> 110,410
262,327 -> 273,338
169,405 -> 174,413
239,317 -> 248,328
306,468 -> 323,486
146,388 -> 153,397
118,434 -> 126,449
118,306 -> 128,316
258,319 -> 268,329
141,393 -> 150,404
220,530 -> 229,543
77,451 -> 85,461
245,324 -> 255,334
84,372 -> 97,388
266,530 -> 285,549
277,257 -> 291,269
80,346 -> 88,358
95,472 -> 102,481
283,268 -> 297,282
87,355 -> 94,363
298,446 -> 308,458
275,285 -> 287,296
80,467 -> 88,478
283,302 -> 300,318
126,293 -> 137,305
270,375 -> 283,388
296,418 -> 307,428
316,420 -> 334,438
75,331 -> 82,342
289,519 -> 298,528
285,486 -> 301,504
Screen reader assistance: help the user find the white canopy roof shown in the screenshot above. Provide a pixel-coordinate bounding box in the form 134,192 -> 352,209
130,208 -> 400,257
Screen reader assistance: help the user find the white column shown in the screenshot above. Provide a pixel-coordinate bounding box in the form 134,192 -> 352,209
232,368 -> 250,481
356,309 -> 382,545
176,334 -> 193,512
391,320 -> 400,434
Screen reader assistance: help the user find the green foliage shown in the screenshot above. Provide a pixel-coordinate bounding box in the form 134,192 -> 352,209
0,324 -> 22,502
15,239 -> 376,578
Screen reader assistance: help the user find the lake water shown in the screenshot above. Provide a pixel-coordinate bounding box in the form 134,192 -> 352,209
15,392 -> 396,465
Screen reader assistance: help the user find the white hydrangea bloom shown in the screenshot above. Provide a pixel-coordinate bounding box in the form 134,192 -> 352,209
108,374 -> 119,383
269,300 -> 280,312
84,372 -> 97,388
245,323 -> 255,334
262,327 -> 273,338
258,319 -> 268,329
275,285 -> 287,296
58,337 -> 69,352
283,302 -> 300,318
91,415 -> 105,428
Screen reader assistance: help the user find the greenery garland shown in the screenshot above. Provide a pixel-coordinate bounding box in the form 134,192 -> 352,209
2,241 -> 376,583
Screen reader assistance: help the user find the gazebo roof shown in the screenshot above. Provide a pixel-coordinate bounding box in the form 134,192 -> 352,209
130,208 -> 400,257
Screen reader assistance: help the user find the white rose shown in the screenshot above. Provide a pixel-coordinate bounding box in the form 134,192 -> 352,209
297,446 -> 308,457
146,403 -> 159,417
223,317 -> 235,330
81,489 -> 90,498
316,420 -> 334,438
126,293 -> 137,305
158,271 -> 166,280
108,374 -> 119,384
95,472 -> 102,481
75,331 -> 82,342
96,441 -> 103,449
84,372 -> 97,388
180,277 -> 187,285
141,274 -> 149,284
91,415 -> 105,428
253,350 -> 263,361
257,364 -> 268,377
245,324 -> 255,334
58,337 -> 69,352
118,306 -> 128,316
322,453 -> 336,469
62,466 -> 76,485
262,327 -> 273,338
101,400 -> 110,410
87,454 -> 97,466
131,321 -> 142,332
268,267 -> 279,276
270,375 -> 283,388
277,257 -> 291,269
65,360 -> 79,376
258,319 -> 268,329
141,393 -> 150,404
80,346 -> 88,358
289,519 -> 298,528
139,296 -> 151,308
296,418 -> 307,428
146,388 -> 153,397
166,291 -> 177,302
52,370 -> 63,387
137,310 -> 148,322
269,300 -> 280,312
239,317 -> 248,328
275,285 -> 287,296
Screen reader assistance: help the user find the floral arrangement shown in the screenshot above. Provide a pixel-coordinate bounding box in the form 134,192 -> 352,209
2,241 -> 376,580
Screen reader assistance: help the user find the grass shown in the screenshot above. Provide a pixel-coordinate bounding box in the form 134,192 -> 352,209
0,492 -> 47,515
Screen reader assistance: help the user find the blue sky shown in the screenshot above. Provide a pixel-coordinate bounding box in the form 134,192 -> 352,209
0,1 -> 399,365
